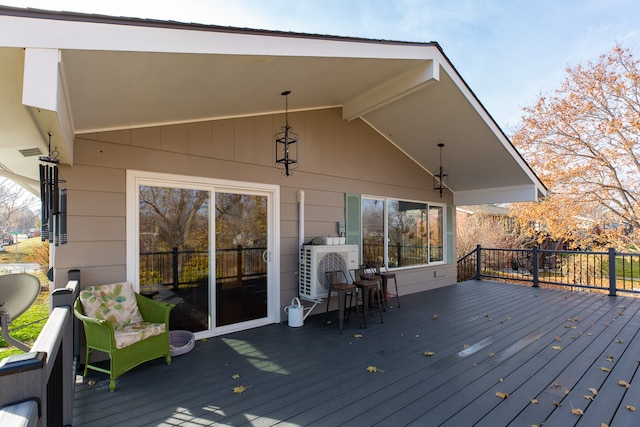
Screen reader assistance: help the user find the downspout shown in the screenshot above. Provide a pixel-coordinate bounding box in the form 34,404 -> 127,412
297,190 -> 305,248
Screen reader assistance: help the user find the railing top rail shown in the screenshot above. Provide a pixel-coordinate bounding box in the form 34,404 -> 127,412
536,248 -> 608,255
479,247 -> 610,256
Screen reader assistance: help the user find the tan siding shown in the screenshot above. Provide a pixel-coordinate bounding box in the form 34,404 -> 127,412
70,216 -> 125,242
67,190 -> 124,217
63,107 -> 453,311
187,121 -> 212,157
131,126 -> 161,149
211,119 -> 234,160
233,117 -> 254,163
161,124 -> 188,153
253,115 -> 273,166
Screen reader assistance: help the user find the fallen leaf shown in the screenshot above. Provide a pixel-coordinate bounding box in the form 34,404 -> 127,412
571,408 -> 584,416
627,405 -> 636,412
564,388 -> 570,395
499,378 -> 504,382
488,352 -> 495,357
554,401 -> 562,407
463,344 -> 469,349
616,339 -> 624,343
584,395 -> 594,401
551,345 -> 563,351
530,399 -> 539,404
589,388 -> 598,395
602,423 -> 610,427
353,333 -> 363,339
600,367 -> 611,372
618,380 -> 631,388
423,351 -> 436,357
495,391 -> 508,399
554,336 -> 562,342
231,374 -> 240,379
606,355 -> 614,362
366,366 -> 377,373
88,380 -> 96,386
233,385 -> 247,394
432,314 -> 438,320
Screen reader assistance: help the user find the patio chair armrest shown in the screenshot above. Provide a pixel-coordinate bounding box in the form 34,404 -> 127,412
73,299 -> 115,348
135,293 -> 174,324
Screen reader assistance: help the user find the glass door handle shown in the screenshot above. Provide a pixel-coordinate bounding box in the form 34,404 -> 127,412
262,250 -> 269,262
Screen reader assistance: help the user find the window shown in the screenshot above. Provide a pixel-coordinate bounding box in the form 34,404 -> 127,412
361,196 -> 445,268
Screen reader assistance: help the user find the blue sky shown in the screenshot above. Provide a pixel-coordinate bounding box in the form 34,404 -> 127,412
3,0 -> 640,132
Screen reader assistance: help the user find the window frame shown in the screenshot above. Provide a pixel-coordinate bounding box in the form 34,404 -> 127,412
361,195 -> 447,269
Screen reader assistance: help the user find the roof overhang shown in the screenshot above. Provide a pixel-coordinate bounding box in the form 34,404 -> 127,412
0,7 -> 547,204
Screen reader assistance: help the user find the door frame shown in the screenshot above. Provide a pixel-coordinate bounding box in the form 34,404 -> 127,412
126,170 -> 281,338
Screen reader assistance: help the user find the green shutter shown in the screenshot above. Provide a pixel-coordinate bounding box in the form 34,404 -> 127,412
345,193 -> 362,261
447,205 -> 454,263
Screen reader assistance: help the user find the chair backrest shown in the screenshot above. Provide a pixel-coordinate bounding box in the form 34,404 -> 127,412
351,267 -> 368,281
79,282 -> 144,330
325,270 -> 348,286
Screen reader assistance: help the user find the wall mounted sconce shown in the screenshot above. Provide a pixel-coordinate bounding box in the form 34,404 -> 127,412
275,90 -> 298,176
433,143 -> 448,198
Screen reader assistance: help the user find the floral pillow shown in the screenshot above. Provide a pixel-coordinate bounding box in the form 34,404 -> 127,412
79,282 -> 144,331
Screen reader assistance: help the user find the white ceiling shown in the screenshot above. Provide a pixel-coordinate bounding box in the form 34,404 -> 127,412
0,7 -> 546,203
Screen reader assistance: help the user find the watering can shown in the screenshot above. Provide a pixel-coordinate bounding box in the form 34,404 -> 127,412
284,297 -> 311,327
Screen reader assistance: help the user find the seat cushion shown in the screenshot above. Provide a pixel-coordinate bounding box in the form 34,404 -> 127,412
114,321 -> 167,349
79,282 -> 144,331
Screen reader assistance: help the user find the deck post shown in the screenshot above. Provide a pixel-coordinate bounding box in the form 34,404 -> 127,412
475,245 -> 482,280
608,247 -> 617,296
532,246 -> 539,287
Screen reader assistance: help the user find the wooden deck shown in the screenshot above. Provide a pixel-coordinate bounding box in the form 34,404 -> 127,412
73,280 -> 640,426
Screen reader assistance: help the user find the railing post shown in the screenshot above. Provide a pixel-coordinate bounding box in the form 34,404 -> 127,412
475,245 -> 482,280
609,247 -> 617,296
172,247 -> 179,290
236,245 -> 243,282
532,246 -> 539,287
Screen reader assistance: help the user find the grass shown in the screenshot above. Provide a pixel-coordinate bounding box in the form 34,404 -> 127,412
0,290 -> 49,360
0,237 -> 49,360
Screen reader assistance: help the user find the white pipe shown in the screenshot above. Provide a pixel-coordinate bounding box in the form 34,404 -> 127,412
297,189 -> 305,248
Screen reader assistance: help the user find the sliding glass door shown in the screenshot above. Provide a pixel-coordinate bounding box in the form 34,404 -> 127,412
128,172 -> 278,338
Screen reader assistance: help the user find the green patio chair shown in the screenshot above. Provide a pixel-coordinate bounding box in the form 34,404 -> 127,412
73,281 -> 174,391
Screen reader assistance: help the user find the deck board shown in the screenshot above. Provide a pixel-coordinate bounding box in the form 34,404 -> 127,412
73,280 -> 640,426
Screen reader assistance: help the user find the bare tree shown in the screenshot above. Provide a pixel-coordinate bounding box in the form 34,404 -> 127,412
0,178 -> 37,238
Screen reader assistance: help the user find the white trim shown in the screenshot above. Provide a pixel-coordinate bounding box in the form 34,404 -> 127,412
361,195 -> 447,268
126,169 -> 280,338
454,184 -> 539,205
0,15 -> 437,59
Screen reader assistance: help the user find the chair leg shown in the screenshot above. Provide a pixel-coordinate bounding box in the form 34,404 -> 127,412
83,347 -> 90,377
324,289 -> 332,327
391,276 -> 400,308
337,290 -> 346,334
374,285 -> 384,324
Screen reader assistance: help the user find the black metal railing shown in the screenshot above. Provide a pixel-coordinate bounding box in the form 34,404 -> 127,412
140,246 -> 267,291
458,245 -> 640,295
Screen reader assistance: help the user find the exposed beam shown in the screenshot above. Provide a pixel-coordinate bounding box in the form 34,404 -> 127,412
342,60 -> 439,121
22,48 -> 74,166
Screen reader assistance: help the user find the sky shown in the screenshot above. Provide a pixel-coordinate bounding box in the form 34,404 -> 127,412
2,0 -> 640,133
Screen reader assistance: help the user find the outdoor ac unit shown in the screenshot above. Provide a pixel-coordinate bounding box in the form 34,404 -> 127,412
299,244 -> 359,299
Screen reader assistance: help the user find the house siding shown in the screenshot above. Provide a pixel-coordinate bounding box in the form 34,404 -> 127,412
54,107 -> 455,314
